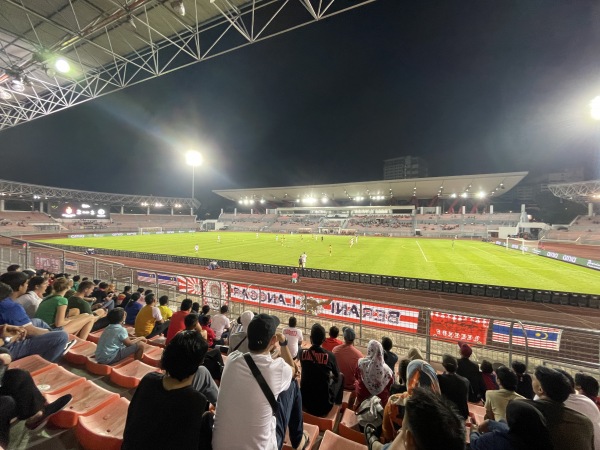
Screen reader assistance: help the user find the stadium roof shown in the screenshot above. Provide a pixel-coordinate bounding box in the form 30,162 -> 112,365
547,179 -> 600,204
0,178 -> 199,208
213,171 -> 528,205
0,0 -> 375,131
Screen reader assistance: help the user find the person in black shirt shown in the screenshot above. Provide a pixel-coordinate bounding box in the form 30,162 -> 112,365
381,336 -> 398,376
511,360 -> 535,400
437,354 -> 470,419
299,323 -> 344,417
456,341 -> 486,403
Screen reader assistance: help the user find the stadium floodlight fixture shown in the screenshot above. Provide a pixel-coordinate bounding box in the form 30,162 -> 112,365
10,78 -> 25,92
55,58 -> 70,74
260,199 -> 265,204
0,88 -> 11,100
477,191 -> 486,199
590,96 -> 600,120
461,193 -> 468,198
171,0 -> 186,16
321,197 -> 328,204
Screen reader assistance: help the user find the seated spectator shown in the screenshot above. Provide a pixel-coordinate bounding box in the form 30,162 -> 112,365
165,299 -> 193,345
200,304 -> 210,316
91,282 -> 115,311
332,326 -> 362,391
470,399 -> 553,450
300,323 -> 344,417
117,286 -> 132,307
183,314 -> 208,341
0,346 -> 72,448
437,354 -> 470,420
575,373 -> 600,409
390,358 -> 411,395
381,336 -> 398,375
122,331 -> 210,450
199,314 -> 216,348
407,347 -> 424,361
367,387 -> 465,450
34,277 -> 95,339
381,360 -> 441,443
322,326 -> 342,352
481,360 -> 499,392
227,310 -> 254,354
282,316 -> 303,359
157,296 -> 173,323
456,341 -> 486,403
67,280 -> 109,332
124,293 -> 142,325
15,276 -> 48,318
484,366 -> 523,421
353,340 -> 394,409
95,308 -> 147,364
527,366 -> 594,450
210,305 -> 231,346
71,275 -> 81,291
191,302 -> 200,314
511,360 -> 534,400
134,293 -> 169,339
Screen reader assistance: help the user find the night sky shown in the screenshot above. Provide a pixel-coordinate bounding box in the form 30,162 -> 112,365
1,0 -> 600,214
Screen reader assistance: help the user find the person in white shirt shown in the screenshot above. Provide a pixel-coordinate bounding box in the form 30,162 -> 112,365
210,305 -> 232,345
16,276 -> 49,318
212,314 -> 307,450
282,316 -> 303,359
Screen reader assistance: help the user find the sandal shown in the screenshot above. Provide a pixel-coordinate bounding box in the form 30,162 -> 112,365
364,423 -> 378,450
294,430 -> 310,450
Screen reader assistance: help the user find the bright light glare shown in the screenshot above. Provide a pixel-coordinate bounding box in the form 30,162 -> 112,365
477,191 -> 486,199
591,96 -> 600,120
55,58 -> 70,74
185,151 -> 203,167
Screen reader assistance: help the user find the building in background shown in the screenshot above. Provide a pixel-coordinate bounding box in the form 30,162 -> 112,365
383,156 -> 429,180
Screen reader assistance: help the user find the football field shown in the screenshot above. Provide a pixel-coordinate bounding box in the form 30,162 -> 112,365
38,233 -> 600,294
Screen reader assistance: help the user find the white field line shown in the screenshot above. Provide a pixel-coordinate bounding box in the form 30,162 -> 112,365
415,240 -> 429,262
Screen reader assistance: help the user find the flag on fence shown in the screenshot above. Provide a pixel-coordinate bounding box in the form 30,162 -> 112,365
137,271 -> 156,283
429,312 -> 490,345
157,274 -> 185,287
492,321 -> 562,351
178,276 -> 202,295
64,260 -> 78,272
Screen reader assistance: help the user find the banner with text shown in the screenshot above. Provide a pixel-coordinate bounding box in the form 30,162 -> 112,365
493,241 -> 600,271
429,311 -> 490,345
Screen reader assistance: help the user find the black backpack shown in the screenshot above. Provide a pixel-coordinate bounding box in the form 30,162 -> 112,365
202,348 -> 224,381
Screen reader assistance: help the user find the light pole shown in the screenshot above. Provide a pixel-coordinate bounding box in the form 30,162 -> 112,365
185,150 -> 202,214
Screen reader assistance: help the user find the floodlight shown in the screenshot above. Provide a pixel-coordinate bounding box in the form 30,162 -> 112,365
128,16 -> 136,28
238,200 -> 243,204
185,150 -> 203,167
171,0 -> 186,16
55,58 -> 70,74
477,191 -> 486,199
461,193 -> 468,198
260,199 -> 265,204
591,96 -> 600,120
10,79 -> 25,92
0,89 -> 11,100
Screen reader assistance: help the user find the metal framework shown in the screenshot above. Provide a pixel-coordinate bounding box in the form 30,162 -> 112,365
0,178 -> 199,208
547,179 -> 600,204
0,0 -> 377,131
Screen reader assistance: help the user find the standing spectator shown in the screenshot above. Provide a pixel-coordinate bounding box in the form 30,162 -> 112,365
322,326 -> 342,352
299,323 -> 344,417
332,326 -> 363,391
211,305 -> 231,346
16,276 -> 49,318
353,340 -> 394,409
456,341 -> 486,403
165,299 -> 193,345
95,308 -> 147,364
282,316 -> 303,359
157,296 -> 173,323
437,354 -> 470,420
122,331 -> 210,450
381,337 -> 398,375
227,310 -> 254,354
484,366 -> 523,421
134,293 -> 169,339
124,293 -> 142,325
511,360 -> 534,400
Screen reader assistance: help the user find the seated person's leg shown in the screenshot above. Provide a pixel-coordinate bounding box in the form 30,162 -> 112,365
0,395 -> 15,448
7,331 -> 68,363
0,369 -> 45,420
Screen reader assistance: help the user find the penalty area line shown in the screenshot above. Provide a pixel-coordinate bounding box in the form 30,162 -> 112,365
415,240 -> 429,262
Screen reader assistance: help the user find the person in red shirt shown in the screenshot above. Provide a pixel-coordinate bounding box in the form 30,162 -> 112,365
200,314 -> 216,348
165,299 -> 193,345
322,326 -> 343,352
332,327 -> 363,391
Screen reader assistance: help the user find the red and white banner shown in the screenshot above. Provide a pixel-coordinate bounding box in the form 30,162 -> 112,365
202,280 -> 229,308
178,276 -> 202,295
34,254 -> 62,274
230,284 -> 419,333
429,311 -> 490,345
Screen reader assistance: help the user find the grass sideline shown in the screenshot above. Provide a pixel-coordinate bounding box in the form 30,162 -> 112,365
37,232 -> 600,294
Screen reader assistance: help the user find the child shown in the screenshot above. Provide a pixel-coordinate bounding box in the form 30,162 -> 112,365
158,296 -> 173,322
95,308 -> 146,364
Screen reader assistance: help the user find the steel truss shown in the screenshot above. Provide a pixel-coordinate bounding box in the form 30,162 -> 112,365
0,0 -> 377,131
547,180 -> 600,204
0,178 -> 199,208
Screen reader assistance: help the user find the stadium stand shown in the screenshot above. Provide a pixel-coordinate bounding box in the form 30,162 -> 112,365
0,211 -> 62,232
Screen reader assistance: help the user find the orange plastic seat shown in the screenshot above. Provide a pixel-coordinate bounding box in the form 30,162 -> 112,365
302,404 -> 340,432
32,365 -> 85,395
46,380 -> 120,428
282,422 -> 319,450
85,354 -> 135,376
341,390 -> 356,411
146,335 -> 166,348
320,430 -> 368,450
75,396 -> 130,450
87,329 -> 105,344
141,346 -> 163,367
9,355 -> 56,376
468,403 -> 486,425
63,341 -> 97,365
109,359 -> 160,388
338,408 -> 366,444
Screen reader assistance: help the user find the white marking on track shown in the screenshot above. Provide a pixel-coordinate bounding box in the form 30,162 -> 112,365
415,241 -> 429,262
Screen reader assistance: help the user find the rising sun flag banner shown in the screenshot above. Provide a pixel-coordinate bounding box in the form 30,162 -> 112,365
492,321 -> 562,351
429,311 -> 490,345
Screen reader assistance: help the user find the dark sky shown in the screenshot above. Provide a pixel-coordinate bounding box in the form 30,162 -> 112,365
2,0 -> 600,213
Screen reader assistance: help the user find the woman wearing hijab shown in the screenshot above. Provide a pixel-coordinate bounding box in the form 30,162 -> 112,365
470,400 -> 554,450
353,340 -> 394,409
380,359 -> 441,443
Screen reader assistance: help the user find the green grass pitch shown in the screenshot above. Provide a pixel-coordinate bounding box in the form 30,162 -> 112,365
37,232 -> 600,294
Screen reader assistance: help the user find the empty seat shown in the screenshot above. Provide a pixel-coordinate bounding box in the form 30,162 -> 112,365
32,365 -> 86,395
468,403 -> 486,424
319,430 -> 368,450
46,380 -> 120,428
87,329 -> 105,344
341,390 -> 356,412
75,396 -> 130,450
141,346 -> 163,367
338,408 -> 366,444
63,341 -> 97,365
302,404 -> 340,432
146,335 -> 166,348
9,355 -> 56,376
109,359 -> 160,388
282,422 -> 319,450
85,354 -> 135,376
